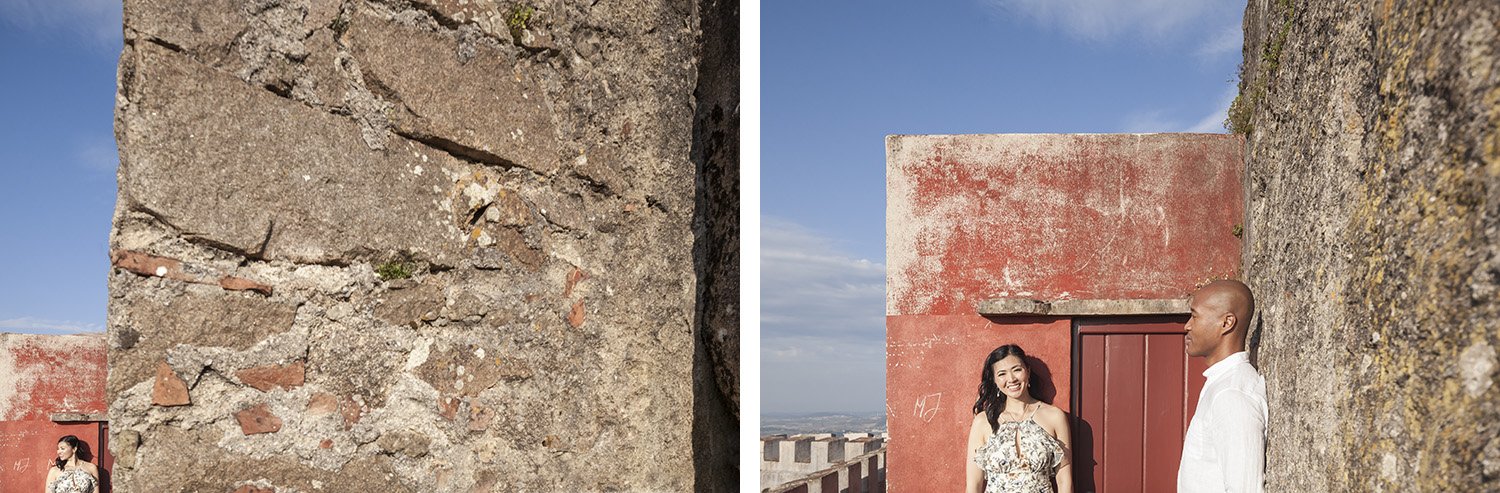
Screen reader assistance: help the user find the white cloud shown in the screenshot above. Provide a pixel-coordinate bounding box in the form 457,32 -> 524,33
985,0 -> 1215,42
75,135 -> 120,174
0,317 -> 103,334
1196,23 -> 1244,60
985,0 -> 1243,64
761,217 -> 887,412
1186,83 -> 1239,133
0,0 -> 122,48
1121,109 -> 1176,134
761,217 -> 885,341
1119,82 -> 1238,134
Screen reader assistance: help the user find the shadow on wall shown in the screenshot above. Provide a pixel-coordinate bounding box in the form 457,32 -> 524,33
1071,417 -> 1097,493
1025,355 -> 1058,406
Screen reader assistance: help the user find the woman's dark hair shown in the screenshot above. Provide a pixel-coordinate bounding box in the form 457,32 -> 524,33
54,435 -> 82,470
971,344 -> 1038,432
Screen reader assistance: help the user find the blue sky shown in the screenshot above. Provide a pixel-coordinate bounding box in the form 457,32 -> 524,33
761,0 -> 1245,413
0,0 -> 122,334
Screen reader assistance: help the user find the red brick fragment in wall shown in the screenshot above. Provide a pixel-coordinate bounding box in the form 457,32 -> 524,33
111,250 -> 186,281
340,395 -> 363,430
219,276 -> 273,295
437,396 -> 460,421
565,267 -> 585,297
151,361 -> 191,406
234,404 -> 283,435
568,301 -> 585,328
319,439 -> 333,449
306,392 -> 337,415
236,360 -> 306,391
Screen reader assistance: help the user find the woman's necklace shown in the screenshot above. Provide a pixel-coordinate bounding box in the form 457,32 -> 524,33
1001,401 -> 1033,422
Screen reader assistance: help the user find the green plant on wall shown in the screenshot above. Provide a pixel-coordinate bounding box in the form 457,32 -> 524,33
508,4 -> 535,32
1225,0 -> 1296,135
376,260 -> 414,281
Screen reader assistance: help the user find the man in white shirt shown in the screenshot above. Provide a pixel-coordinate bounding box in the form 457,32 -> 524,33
1178,280 -> 1268,493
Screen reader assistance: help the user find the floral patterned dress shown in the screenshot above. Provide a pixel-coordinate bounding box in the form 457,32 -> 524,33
47,468 -> 97,493
972,407 -> 1065,493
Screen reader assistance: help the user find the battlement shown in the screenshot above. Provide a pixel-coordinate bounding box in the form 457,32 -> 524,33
761,434 -> 888,492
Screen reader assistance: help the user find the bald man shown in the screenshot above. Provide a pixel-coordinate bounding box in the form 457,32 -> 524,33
1178,280 -> 1267,493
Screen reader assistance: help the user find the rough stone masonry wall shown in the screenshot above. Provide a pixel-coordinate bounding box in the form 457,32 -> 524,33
109,0 -> 735,491
1237,0 -> 1498,490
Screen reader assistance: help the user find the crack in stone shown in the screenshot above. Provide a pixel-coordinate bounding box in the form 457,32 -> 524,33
391,128 -> 531,173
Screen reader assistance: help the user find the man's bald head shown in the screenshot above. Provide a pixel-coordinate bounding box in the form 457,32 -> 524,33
1192,280 -> 1256,335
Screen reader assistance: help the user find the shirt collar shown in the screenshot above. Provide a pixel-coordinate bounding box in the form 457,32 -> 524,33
1202,351 -> 1249,381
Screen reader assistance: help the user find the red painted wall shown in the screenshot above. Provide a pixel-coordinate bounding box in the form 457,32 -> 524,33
0,333 -> 110,493
885,134 -> 1243,492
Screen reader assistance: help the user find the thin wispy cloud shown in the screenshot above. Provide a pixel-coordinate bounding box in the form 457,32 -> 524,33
762,217 -> 887,412
984,0 -> 1243,65
985,0 -> 1213,41
0,317 -> 103,334
0,0 -> 122,49
1186,83 -> 1240,133
1120,82 -> 1238,134
762,217 -> 885,342
1196,24 -> 1244,60
1121,109 -> 1176,134
75,134 -> 120,175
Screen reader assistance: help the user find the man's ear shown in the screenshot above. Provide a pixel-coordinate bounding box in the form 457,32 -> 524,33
1220,312 -> 1237,336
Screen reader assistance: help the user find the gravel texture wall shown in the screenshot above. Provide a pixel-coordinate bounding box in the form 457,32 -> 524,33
109,0 -> 736,490
1237,0 -> 1499,490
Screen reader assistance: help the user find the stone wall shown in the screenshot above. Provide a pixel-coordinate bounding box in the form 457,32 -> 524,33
109,0 -> 735,491
689,0 -> 740,489
1237,0 -> 1499,490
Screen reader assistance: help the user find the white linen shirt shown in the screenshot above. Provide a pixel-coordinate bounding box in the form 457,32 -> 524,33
1178,351 -> 1268,493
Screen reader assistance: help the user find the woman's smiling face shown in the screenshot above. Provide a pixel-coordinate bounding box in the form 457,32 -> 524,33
56,441 -> 74,461
992,354 -> 1029,399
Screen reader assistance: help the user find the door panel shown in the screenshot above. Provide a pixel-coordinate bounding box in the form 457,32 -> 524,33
1072,317 -> 1204,493
1101,334 -> 1145,491
1143,334 -> 1186,492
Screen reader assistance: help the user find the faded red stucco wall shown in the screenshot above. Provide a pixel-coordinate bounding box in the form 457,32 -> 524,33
885,133 -> 1243,492
0,333 -> 110,493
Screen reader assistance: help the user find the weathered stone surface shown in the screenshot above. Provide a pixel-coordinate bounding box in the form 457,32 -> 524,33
124,427 -> 415,493
232,485 -> 273,493
112,0 -> 736,490
414,343 -> 532,398
375,430 -> 431,458
109,278 -> 297,399
1237,0 -> 1500,490
150,362 -> 190,406
117,42 -> 465,265
344,10 -> 560,174
234,404 -> 283,435
372,280 -> 445,327
235,360 -> 306,392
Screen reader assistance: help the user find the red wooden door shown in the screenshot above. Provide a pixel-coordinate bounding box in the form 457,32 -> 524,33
1071,317 -> 1208,493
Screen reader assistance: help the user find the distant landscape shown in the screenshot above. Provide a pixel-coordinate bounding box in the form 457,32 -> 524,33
761,411 -> 888,436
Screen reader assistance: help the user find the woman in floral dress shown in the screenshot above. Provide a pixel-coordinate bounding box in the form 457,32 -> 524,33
966,345 -> 1073,493
44,435 -> 98,493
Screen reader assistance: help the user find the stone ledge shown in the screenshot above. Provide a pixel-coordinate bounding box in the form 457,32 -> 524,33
50,413 -> 106,422
977,298 -> 1188,316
